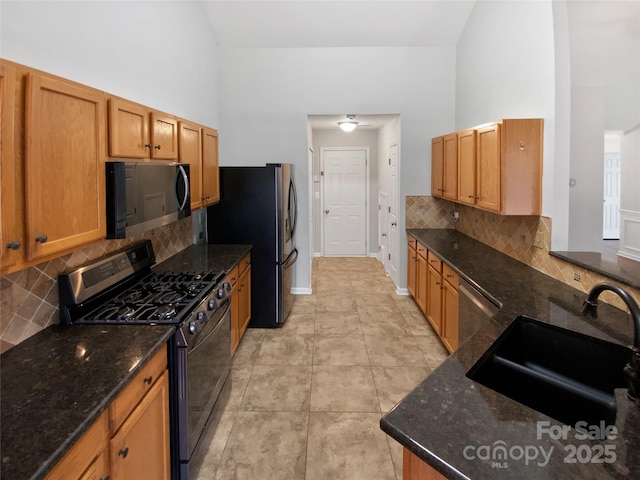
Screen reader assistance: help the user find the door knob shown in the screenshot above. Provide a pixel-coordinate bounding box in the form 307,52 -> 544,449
324,210 -> 329,214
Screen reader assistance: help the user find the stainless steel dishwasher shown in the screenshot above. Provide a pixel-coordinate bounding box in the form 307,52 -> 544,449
458,279 -> 500,345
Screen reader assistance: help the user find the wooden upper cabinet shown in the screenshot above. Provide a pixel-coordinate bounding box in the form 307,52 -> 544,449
476,123 -> 501,212
108,98 -> 178,161
179,121 -> 203,210
457,128 -> 477,206
431,136 -> 444,198
25,72 -> 106,261
0,61 -> 21,271
202,127 -> 220,206
108,98 -> 150,158
498,118 -> 543,215
150,112 -> 178,160
442,133 -> 458,201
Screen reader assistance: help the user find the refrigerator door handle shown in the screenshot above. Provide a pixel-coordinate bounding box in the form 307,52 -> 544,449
289,177 -> 298,238
278,247 -> 298,267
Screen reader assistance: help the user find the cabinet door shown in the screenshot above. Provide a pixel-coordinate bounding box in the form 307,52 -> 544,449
457,128 -> 476,206
430,136 -> 444,197
108,98 -> 149,158
45,411 -> 109,480
202,127 -> 220,206
110,371 -> 170,480
179,121 -> 203,210
230,285 -> 240,356
150,112 -> 178,160
442,279 -> 459,353
407,245 -> 416,298
25,73 -> 106,261
0,61 -> 21,271
442,133 -> 458,201
239,264 -> 251,336
416,254 -> 428,315
476,123 -> 501,212
426,265 -> 442,335
403,448 -> 447,480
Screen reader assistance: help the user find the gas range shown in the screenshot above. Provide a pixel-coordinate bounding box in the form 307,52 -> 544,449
58,240 -> 227,326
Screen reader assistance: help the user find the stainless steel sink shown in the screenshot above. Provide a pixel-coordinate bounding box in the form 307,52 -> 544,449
467,315 -> 630,426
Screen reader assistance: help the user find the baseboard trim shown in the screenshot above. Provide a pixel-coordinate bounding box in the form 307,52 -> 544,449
291,287 -> 313,295
396,287 -> 410,296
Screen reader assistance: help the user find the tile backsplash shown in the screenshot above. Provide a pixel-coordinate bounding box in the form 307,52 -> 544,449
406,196 -> 640,311
0,218 -> 193,353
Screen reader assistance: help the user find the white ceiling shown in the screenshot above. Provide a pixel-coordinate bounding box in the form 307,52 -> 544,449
308,114 -> 399,130
202,1 -> 477,48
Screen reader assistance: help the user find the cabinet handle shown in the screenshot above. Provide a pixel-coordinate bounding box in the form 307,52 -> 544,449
468,195 -> 474,199
391,222 -> 397,227
35,235 -> 48,244
118,447 -> 129,458
154,145 -> 161,150
144,143 -> 151,148
99,476 -> 110,480
143,376 -> 153,385
6,241 -> 20,250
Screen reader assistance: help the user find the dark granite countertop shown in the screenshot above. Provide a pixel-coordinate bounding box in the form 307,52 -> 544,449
550,250 -> 640,290
381,229 -> 640,479
0,324 -> 174,480
0,244 -> 251,480
152,244 -> 252,276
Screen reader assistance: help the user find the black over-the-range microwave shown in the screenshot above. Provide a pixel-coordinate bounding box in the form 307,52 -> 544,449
106,162 -> 191,239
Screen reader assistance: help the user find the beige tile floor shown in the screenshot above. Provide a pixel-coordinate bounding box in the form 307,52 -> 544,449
196,257 -> 449,480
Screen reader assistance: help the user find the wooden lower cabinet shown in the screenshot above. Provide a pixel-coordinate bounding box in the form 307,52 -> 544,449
110,370 -> 170,480
230,252 -> 252,356
403,448 -> 447,480
407,240 -> 459,353
407,243 -> 417,297
46,346 -> 169,480
45,411 -> 109,480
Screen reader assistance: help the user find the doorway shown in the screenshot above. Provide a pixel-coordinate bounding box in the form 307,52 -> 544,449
321,148 -> 368,256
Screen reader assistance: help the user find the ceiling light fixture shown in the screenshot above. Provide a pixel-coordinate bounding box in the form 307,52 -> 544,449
338,115 -> 358,132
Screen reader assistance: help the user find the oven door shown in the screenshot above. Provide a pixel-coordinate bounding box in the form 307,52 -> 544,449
170,297 -> 231,479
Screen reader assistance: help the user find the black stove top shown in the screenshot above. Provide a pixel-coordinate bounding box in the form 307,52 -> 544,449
59,240 -> 226,325
79,272 -> 224,325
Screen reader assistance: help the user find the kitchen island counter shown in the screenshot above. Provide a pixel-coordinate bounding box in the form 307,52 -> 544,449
381,229 -> 640,479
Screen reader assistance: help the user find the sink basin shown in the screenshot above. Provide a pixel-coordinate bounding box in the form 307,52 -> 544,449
467,315 -> 630,427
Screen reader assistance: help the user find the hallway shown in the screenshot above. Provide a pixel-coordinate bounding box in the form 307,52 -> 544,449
197,257 -> 449,479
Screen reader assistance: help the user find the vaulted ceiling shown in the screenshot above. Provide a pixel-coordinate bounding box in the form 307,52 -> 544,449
202,1 -> 477,48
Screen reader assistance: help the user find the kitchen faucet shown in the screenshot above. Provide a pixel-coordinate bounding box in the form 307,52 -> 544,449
582,283 -> 640,401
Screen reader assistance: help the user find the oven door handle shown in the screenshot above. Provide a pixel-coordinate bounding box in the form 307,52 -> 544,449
187,301 -> 230,355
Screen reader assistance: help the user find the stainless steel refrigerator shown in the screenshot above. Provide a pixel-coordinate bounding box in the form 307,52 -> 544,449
207,164 -> 298,327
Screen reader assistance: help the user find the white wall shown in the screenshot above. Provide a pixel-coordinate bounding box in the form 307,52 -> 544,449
569,87 -> 605,250
455,0 -> 556,217
0,1 -> 219,127
312,129 -> 380,256
218,46 -> 456,291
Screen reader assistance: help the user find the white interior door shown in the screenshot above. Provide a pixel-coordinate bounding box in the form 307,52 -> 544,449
603,152 -> 621,239
322,149 -> 367,256
378,192 -> 388,265
387,144 -> 399,279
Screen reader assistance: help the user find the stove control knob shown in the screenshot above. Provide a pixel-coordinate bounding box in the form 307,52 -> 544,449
189,321 -> 198,334
197,311 -> 207,323
208,299 -> 217,310
217,288 -> 226,299
224,282 -> 232,291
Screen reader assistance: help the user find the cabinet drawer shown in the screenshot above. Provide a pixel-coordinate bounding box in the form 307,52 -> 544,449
443,263 -> 459,289
239,253 -> 251,274
407,235 -> 417,250
427,251 -> 442,272
228,264 -> 239,287
45,411 -> 109,480
110,344 -> 167,433
416,243 -> 427,260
